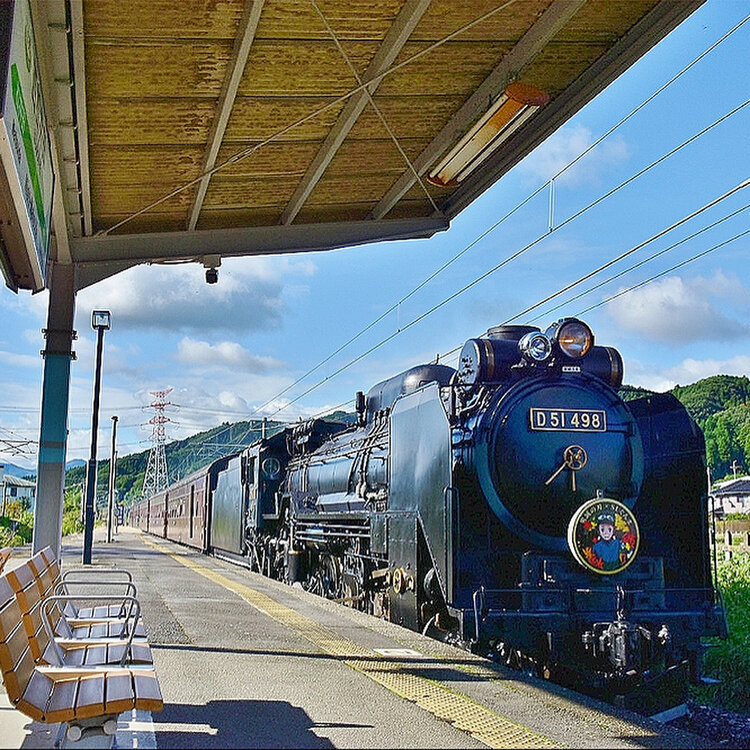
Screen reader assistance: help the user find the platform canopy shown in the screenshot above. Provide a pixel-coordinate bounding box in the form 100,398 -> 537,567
0,0 -> 703,293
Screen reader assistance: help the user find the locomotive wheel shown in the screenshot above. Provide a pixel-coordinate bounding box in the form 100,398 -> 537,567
341,543 -> 366,610
248,539 -> 267,575
307,555 -> 342,599
272,512 -> 291,581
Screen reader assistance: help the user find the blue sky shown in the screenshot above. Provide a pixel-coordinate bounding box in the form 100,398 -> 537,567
1,0 -> 749,470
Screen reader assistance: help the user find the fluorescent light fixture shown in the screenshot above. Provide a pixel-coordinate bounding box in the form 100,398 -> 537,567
427,82 -> 549,188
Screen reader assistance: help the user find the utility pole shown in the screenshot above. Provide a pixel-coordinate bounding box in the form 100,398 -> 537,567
107,416 -> 118,543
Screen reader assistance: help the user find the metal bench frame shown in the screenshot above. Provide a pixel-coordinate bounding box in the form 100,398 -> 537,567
0,555 -> 162,748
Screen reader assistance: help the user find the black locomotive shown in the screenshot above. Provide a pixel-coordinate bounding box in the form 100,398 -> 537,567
131,317 -> 727,716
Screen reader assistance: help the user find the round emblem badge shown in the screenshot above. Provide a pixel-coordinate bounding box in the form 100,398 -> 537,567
567,498 -> 639,575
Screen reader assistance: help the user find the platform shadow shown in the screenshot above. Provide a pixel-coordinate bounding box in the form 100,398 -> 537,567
152,699 -> 367,748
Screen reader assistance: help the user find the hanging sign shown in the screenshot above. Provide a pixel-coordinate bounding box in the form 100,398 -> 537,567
0,0 -> 54,291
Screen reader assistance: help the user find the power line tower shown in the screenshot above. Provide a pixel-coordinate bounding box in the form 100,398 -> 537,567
141,388 -> 173,500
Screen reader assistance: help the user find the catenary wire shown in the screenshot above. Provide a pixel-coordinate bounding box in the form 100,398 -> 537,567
503,177 -> 750,324
574,229 -> 750,318
529,202 -> 750,322
23,19 -> 743,430
43,17 -> 750,441
263,177 -> 749,418
244,20 -> 750,417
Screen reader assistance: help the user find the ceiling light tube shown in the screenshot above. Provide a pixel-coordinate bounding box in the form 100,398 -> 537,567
427,82 -> 549,188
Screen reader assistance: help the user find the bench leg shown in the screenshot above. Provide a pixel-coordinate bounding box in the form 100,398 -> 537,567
56,714 -> 119,749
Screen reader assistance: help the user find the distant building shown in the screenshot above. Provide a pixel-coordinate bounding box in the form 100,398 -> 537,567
712,476 -> 750,516
0,465 -> 36,515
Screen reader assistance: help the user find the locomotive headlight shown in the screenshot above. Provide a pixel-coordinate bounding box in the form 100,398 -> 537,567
519,332 -> 552,362
556,319 -> 593,358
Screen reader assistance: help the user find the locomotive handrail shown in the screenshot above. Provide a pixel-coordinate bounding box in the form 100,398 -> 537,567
470,584 -> 721,617
472,587 -> 486,642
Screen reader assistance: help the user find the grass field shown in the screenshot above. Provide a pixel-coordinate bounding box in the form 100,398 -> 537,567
691,554 -> 750,713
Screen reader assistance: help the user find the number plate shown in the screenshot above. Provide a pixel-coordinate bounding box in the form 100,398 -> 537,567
529,407 -> 606,432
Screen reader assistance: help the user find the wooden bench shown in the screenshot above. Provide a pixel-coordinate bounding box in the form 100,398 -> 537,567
7,551 -> 153,668
0,547 -> 11,575
30,548 -> 148,643
0,556 -> 163,746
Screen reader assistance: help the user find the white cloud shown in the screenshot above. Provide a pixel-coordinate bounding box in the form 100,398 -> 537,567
0,349 -> 42,369
175,337 -> 282,373
627,355 -> 750,392
75,256 -> 316,333
606,272 -> 749,344
519,124 -> 629,187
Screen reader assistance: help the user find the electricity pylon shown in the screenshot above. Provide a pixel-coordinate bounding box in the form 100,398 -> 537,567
141,389 -> 173,499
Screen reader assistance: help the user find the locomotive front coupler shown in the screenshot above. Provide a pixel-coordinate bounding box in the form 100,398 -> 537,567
581,587 -> 671,678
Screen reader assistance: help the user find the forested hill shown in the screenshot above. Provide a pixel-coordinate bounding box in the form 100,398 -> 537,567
671,375 -> 750,422
65,419 -> 285,505
65,376 -> 750,505
65,412 -> 356,506
670,375 -> 750,479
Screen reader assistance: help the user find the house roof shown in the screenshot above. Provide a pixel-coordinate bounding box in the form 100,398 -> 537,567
1,474 -> 35,489
714,478 -> 750,496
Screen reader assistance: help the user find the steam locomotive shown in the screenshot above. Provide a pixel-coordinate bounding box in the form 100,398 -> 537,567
129,318 -> 727,716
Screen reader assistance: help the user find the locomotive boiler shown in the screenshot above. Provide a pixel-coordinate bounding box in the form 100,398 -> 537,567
131,317 -> 727,716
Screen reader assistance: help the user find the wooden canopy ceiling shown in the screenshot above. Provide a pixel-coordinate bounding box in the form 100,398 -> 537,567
27,0 -> 702,290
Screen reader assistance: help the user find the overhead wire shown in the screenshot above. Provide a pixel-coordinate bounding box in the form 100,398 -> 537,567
575,229 -> 750,318
502,177 -> 750,325
55,14 -> 750,442
242,20 -> 750,419
9,12 -> 748,435
262,97 -> 750,416
529,202 -> 750,322
263,175 -> 750,418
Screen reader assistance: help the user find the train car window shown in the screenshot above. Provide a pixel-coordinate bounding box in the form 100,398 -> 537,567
189,486 -> 195,537
244,457 -> 256,485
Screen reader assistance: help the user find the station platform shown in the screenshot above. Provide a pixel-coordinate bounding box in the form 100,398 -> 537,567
2,528 -> 712,749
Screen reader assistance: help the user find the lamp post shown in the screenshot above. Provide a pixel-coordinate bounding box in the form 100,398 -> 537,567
83,310 -> 111,564
107,415 -> 118,543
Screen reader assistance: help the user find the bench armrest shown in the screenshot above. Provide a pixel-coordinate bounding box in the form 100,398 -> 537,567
42,595 -> 142,667
54,579 -> 137,600
62,568 -> 133,583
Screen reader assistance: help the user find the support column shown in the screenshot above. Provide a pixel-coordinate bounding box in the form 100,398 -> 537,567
33,262 -> 76,560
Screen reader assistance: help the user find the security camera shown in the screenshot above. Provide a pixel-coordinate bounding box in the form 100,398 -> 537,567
201,254 -> 221,284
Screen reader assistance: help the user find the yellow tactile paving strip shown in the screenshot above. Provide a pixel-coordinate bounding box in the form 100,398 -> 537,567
140,536 -> 557,749
387,636 -> 659,741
